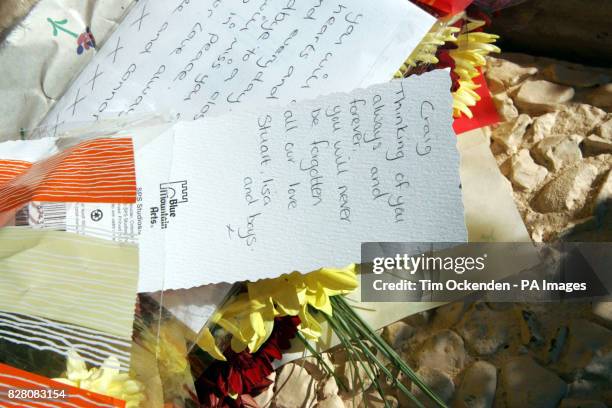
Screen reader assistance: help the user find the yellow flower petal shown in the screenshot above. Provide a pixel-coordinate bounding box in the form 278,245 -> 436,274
231,336 -> 248,353
306,285 -> 333,316
54,351 -> 145,407
450,18 -> 500,118
246,298 -> 277,352
298,304 -> 323,340
197,327 -> 226,361
271,285 -> 303,316
304,265 -> 358,297
211,265 -> 357,351
52,378 -> 77,387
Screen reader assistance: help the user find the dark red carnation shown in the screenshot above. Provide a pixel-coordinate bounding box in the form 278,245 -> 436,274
195,316 -> 301,408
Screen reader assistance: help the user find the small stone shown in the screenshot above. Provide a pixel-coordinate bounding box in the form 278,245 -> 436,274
346,390 -> 398,408
558,319 -> 612,381
403,310 -> 433,327
409,367 -> 454,408
455,361 -> 497,408
340,393 -> 362,408
254,372 -> 275,407
514,80 -> 575,114
584,83 -> 612,112
492,92 -> 519,121
319,377 -> 339,400
548,326 -> 569,364
594,170 -> 612,208
583,345 -> 612,383
382,321 -> 415,351
274,363 -> 318,408
382,395 -> 399,408
415,329 -> 467,375
301,353 -> 334,381
550,104 -> 607,137
491,114 -> 532,152
519,309 -> 545,346
542,64 -> 610,88
533,136 -> 583,171
501,356 -> 567,408
432,302 -> 467,328
457,304 -> 516,356
530,112 -> 558,143
335,357 -> 372,397
510,149 -> 548,191
316,394 -> 344,408
583,135 -> 612,155
367,393 -> 399,408
559,398 -> 607,408
603,391 -> 612,407
567,378 -> 597,399
486,303 -> 515,311
486,57 -> 538,93
532,163 -> 599,213
594,117 -> 612,140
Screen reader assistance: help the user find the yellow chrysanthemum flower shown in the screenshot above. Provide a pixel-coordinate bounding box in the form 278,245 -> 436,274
395,16 -> 500,118
449,20 -> 500,118
395,20 -> 460,77
54,351 -> 145,408
197,326 -> 227,361
139,319 -> 205,403
198,265 -> 358,359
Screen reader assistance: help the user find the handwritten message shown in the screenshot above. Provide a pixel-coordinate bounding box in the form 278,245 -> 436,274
35,0 -> 434,136
134,71 -> 466,290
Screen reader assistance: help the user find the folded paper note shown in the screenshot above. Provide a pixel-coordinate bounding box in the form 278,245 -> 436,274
36,0 -> 435,135
3,70 -> 466,291
133,70 -> 466,290
0,0 -> 134,141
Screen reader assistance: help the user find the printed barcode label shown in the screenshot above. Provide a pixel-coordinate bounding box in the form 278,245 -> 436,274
14,206 -> 30,227
39,202 -> 67,229
12,201 -> 138,243
20,202 -> 67,230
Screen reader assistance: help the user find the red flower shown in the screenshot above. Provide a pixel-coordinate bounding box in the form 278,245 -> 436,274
196,316 -> 300,408
414,0 -> 474,16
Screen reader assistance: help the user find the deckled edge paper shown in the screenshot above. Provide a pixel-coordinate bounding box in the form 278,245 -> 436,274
0,0 -> 135,141
133,69 -> 466,291
36,0 -> 435,137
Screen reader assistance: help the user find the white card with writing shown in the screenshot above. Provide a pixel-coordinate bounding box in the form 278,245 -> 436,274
36,0 -> 435,135
133,70 -> 466,291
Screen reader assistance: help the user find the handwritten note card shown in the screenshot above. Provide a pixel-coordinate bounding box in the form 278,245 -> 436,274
36,0 -> 434,135
133,70 -> 466,291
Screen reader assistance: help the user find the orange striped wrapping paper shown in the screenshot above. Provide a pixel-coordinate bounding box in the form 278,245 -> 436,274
0,137 -> 137,217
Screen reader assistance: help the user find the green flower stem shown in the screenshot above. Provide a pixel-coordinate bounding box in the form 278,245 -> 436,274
295,332 -> 348,392
331,296 -> 448,408
327,308 -> 424,408
325,311 -> 378,408
327,308 -> 395,408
